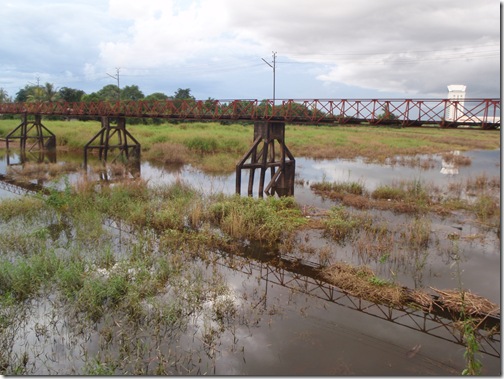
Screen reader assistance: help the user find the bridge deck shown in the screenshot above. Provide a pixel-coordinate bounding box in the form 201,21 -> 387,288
0,98 -> 500,128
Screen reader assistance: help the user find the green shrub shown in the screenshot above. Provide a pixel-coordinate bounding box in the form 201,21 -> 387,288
371,185 -> 405,200
184,136 -> 218,153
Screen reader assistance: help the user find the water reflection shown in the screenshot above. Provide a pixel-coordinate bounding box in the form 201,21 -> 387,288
0,149 -> 499,200
440,152 -> 460,175
0,148 -> 500,375
5,149 -> 56,166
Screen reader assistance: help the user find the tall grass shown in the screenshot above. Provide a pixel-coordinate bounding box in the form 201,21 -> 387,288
207,195 -> 306,245
0,119 -> 499,171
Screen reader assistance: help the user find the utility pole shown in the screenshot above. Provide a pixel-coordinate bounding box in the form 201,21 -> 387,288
262,51 -> 277,104
107,67 -> 121,101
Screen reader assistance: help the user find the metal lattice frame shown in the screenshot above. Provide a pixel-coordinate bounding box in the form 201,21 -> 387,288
0,99 -> 499,128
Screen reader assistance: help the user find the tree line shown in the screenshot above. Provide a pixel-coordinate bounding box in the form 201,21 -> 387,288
0,82 -> 325,123
0,83 -> 196,104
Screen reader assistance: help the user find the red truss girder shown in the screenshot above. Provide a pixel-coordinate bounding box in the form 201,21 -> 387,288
0,99 -> 499,127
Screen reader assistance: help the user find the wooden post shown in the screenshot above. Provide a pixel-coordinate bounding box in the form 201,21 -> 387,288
236,121 -> 295,198
84,116 -> 140,168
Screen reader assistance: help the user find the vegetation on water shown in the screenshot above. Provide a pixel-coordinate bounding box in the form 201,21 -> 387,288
0,117 -> 500,374
311,174 -> 500,227
0,177 -> 313,374
0,163 -> 499,374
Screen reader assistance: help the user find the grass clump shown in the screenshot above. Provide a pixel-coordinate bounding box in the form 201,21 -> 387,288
472,194 -> 499,223
0,250 -> 60,302
184,136 -> 219,154
322,262 -> 404,306
371,185 -> 405,201
322,206 -> 371,243
208,195 -> 306,245
311,180 -> 365,196
401,217 -> 432,250
0,197 -> 46,222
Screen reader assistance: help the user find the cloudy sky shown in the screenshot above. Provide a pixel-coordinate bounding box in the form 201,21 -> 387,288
0,0 -> 500,100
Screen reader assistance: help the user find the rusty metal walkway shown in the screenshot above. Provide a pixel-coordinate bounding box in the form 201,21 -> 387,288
0,98 -> 500,128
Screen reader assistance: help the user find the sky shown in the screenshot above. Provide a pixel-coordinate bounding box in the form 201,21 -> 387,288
0,0 -> 500,101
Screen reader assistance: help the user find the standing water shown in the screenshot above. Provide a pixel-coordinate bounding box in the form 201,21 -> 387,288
0,149 -> 500,375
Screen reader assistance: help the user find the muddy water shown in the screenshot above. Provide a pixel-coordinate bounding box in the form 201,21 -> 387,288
0,149 -> 500,375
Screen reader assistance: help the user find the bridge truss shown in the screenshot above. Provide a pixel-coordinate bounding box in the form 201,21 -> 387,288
0,98 -> 500,128
0,98 -> 500,197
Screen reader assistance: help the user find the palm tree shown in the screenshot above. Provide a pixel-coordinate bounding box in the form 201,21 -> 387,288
0,88 -> 10,103
26,82 -> 60,102
42,82 -> 59,102
27,86 -> 45,102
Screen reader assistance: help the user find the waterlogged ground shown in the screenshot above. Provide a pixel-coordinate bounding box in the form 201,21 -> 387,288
0,148 -> 500,375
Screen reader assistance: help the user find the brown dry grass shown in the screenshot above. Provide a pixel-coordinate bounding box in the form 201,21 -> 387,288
431,288 -> 500,317
143,142 -> 191,164
321,262 -> 500,321
441,152 -> 472,166
321,262 -> 405,306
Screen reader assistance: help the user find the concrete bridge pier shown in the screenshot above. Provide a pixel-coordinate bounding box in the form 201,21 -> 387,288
84,116 -> 141,168
236,121 -> 295,198
5,113 -> 56,152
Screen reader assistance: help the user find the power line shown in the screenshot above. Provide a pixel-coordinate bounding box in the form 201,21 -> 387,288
261,51 -> 277,103
106,67 -> 121,100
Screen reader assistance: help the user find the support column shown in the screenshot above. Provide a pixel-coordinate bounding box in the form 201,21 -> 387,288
84,116 -> 141,168
5,114 -> 56,152
236,121 -> 295,198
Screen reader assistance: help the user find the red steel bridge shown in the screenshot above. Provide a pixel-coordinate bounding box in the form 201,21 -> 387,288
0,98 -> 500,127
0,98 -> 500,197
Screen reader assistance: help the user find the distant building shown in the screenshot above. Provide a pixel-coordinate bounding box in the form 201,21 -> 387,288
446,85 -> 466,121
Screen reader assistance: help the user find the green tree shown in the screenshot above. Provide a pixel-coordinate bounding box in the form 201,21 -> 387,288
42,82 -> 59,102
21,82 -> 60,102
121,85 -> 145,101
15,87 -> 30,102
82,92 -> 101,102
0,88 -> 11,103
174,88 -> 195,100
59,87 -> 85,102
97,84 -> 120,101
16,85 -> 39,102
27,86 -> 46,102
145,92 -> 170,101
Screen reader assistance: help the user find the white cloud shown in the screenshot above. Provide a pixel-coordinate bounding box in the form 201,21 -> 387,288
220,0 -> 500,97
0,0 -> 499,99
100,0 -> 236,68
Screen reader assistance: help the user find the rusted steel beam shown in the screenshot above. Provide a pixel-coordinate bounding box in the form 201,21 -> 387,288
0,99 -> 499,128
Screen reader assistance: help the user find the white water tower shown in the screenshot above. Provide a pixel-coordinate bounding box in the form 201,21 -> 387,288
446,85 -> 466,121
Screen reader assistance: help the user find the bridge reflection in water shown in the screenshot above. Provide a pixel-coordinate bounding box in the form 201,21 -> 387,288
101,214 -> 502,359
0,170 -> 500,360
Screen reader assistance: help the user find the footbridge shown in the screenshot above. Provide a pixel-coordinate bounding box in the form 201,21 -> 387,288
0,98 -> 500,197
0,98 -> 500,126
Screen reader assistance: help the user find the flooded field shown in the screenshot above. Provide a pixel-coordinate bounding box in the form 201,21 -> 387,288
0,147 -> 500,375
